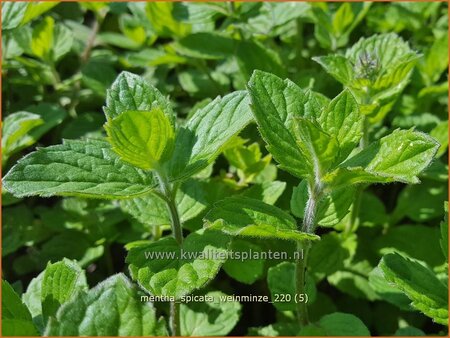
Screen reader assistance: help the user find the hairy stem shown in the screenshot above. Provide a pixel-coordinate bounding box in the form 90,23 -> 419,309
295,241 -> 310,326
170,302 -> 181,337
296,183 -> 320,326
155,172 -> 182,336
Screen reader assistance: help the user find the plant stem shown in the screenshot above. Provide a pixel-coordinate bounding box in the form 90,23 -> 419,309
296,183 -> 320,326
170,302 -> 181,337
155,171 -> 182,336
295,240 -> 310,326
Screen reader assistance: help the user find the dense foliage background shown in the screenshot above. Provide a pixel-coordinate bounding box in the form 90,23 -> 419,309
2,1 -> 449,336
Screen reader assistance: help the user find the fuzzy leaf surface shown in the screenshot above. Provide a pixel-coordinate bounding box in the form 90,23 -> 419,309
379,253 -> 448,325
104,71 -> 175,125
205,196 -> 319,242
247,70 -> 321,179
164,91 -> 252,180
3,139 -> 155,199
127,230 -> 230,299
45,274 -> 167,336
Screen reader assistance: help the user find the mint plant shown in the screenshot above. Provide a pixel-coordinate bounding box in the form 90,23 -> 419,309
4,71 -> 253,336
205,69 -> 439,326
2,2 -> 448,337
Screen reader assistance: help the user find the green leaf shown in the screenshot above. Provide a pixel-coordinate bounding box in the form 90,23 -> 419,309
308,233 -> 353,278
173,32 -> 234,59
205,196 -> 319,242
164,91 -> 252,181
41,259 -> 88,323
105,109 -> 174,170
267,262 -> 316,312
3,139 -> 155,199
104,71 -> 175,125
312,54 -> 354,86
22,272 -> 45,331
293,118 -> 340,177
2,2 -> 28,30
379,253 -> 448,325
300,312 -> 370,336
392,179 -> 447,222
30,16 -> 54,61
180,291 -> 241,336
2,104 -> 67,163
241,180 -> 286,205
368,267 -> 411,311
2,280 -> 38,336
145,2 -> 190,38
430,120 -> 448,158
127,229 -> 230,299
419,35 -> 449,85
21,2 -> 59,26
247,70 -> 321,179
317,90 -> 362,161
45,274 -> 167,336
325,129 -> 439,187
223,239 -> 265,284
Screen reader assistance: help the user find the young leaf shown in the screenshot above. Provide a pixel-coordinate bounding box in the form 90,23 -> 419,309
379,253 -> 448,325
127,229 -> 230,299
325,129 -> 439,188
41,259 -> 88,323
105,109 -> 174,170
204,196 -> 319,242
164,91 -> 252,181
292,118 -> 340,178
317,90 -> 362,161
180,291 -> 241,336
2,280 -> 38,336
247,70 -> 321,179
104,71 -> 175,125
3,139 -> 156,199
45,274 -> 167,336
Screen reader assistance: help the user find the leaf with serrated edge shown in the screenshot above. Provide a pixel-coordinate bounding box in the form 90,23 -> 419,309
204,196 -> 319,242
324,129 -> 439,188
380,253 -> 448,325
105,109 -> 174,170
45,274 -> 167,336
164,91 -> 252,181
247,70 -> 321,179
41,259 -> 88,323
3,139 -> 155,199
104,71 -> 175,125
127,229 -> 230,299
317,90 -> 362,162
